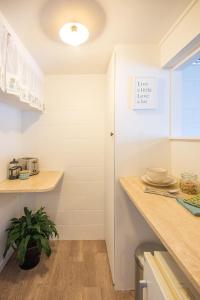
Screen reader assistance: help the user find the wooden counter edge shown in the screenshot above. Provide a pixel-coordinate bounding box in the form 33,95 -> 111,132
119,176 -> 200,295
0,171 -> 64,193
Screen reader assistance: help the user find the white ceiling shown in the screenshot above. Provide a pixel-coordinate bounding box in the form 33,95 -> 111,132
0,0 -> 192,74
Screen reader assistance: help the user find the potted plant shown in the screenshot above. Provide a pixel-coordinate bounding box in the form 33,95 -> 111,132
3,207 -> 58,270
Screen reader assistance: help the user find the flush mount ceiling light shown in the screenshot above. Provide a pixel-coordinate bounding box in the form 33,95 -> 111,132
59,22 -> 89,46
40,0 -> 105,45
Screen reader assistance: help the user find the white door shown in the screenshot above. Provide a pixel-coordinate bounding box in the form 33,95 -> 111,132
143,253 -> 176,300
104,52 -> 116,281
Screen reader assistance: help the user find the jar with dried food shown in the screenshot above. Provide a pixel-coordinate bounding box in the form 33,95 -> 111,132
180,172 -> 200,195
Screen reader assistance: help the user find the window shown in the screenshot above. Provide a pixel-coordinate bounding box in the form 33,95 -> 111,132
170,52 -> 200,138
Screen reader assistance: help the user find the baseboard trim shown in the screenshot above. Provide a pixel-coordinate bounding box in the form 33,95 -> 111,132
0,248 -> 13,272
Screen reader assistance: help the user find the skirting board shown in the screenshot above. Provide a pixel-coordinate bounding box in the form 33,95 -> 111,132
0,248 -> 13,272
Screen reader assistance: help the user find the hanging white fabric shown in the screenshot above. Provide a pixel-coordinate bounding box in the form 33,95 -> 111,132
18,52 -> 29,103
5,31 -> 44,110
0,11 -> 44,111
0,21 -> 8,92
6,33 -> 20,96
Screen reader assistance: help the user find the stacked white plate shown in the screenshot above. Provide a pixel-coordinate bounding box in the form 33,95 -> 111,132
141,174 -> 177,187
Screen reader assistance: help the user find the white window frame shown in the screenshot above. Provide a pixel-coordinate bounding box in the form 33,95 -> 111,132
169,46 -> 200,141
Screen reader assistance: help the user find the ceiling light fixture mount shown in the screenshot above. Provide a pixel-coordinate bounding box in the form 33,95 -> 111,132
59,22 -> 89,46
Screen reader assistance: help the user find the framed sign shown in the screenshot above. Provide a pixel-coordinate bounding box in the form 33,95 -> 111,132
132,77 -> 157,109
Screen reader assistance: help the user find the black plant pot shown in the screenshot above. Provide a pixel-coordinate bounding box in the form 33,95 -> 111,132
20,242 -> 41,270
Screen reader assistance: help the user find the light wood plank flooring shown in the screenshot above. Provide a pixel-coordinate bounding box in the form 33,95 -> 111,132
0,241 -> 135,300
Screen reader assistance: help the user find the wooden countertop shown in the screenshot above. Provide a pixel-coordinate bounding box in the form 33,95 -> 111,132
0,171 -> 64,193
120,176 -> 200,294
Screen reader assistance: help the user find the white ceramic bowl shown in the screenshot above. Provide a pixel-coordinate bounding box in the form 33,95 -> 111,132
146,168 -> 168,183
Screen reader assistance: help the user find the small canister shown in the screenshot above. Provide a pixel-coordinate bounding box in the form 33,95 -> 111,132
19,170 -> 30,180
180,172 -> 200,195
8,158 -> 21,180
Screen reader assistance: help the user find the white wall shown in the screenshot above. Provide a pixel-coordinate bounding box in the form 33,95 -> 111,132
21,74 -> 105,240
171,140 -> 200,178
114,45 -> 170,290
0,102 -> 22,269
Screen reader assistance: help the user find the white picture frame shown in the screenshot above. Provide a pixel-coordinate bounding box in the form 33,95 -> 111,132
132,77 -> 157,110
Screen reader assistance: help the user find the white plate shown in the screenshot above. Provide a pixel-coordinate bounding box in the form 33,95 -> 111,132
145,174 -> 172,184
141,175 -> 177,187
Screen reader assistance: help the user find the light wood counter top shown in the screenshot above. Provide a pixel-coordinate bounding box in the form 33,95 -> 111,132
0,171 -> 64,193
120,176 -> 200,294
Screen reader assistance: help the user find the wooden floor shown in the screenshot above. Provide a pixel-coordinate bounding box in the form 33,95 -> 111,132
0,241 -> 135,300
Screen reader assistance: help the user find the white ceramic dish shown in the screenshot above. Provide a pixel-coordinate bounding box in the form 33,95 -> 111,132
145,174 -> 172,184
146,167 -> 168,183
141,175 -> 177,187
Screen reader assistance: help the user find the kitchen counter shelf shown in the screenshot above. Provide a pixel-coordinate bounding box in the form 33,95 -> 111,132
120,176 -> 200,294
0,171 -> 64,193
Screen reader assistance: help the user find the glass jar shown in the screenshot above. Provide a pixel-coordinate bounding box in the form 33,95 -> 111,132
180,172 -> 200,195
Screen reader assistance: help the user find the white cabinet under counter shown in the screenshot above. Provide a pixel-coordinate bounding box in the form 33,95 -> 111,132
143,251 -> 198,300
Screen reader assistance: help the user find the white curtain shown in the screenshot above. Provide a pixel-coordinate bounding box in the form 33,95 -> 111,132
0,16 -> 44,111
0,23 -> 8,92
6,33 -> 20,95
18,53 -> 29,103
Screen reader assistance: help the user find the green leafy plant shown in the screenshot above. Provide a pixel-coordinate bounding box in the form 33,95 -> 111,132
3,207 -> 58,264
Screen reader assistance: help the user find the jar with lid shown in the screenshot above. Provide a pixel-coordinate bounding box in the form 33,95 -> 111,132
8,158 -> 21,180
180,172 -> 200,195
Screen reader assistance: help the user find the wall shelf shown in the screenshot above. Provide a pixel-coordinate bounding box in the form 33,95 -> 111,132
0,171 -> 64,193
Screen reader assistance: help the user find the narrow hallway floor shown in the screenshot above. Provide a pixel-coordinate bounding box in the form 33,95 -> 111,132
0,240 -> 135,300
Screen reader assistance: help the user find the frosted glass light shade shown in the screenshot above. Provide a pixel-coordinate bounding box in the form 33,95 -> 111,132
59,22 -> 89,46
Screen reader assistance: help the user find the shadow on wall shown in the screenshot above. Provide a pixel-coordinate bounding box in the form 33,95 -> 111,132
34,179 -> 63,229
137,138 -> 170,175
114,186 -> 159,290
0,103 -> 42,133
0,194 -> 20,259
21,111 -> 42,133
117,138 -> 170,177
0,102 -> 21,133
